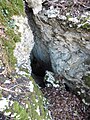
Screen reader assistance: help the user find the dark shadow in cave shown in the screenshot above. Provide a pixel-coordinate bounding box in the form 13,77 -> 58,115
30,51 -> 53,88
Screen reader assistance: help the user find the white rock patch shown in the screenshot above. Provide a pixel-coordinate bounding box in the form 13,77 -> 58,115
28,81 -> 34,92
13,15 -> 34,75
26,0 -> 42,14
44,71 -> 59,88
0,98 -> 9,111
68,17 -> 80,24
36,106 -> 40,116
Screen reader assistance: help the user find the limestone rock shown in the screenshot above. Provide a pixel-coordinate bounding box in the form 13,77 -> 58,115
25,0 -> 42,14
25,1 -> 90,105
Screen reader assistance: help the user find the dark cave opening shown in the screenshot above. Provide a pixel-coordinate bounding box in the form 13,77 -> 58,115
24,2 -> 90,119
31,55 -> 46,77
30,52 -> 72,91
30,52 -> 53,88
25,2 -> 53,88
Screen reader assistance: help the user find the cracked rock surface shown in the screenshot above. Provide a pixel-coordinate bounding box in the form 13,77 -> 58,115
25,0 -> 90,105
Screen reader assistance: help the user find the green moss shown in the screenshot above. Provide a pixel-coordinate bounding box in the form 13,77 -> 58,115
0,1 -> 50,119
1,28 -> 21,69
5,76 -> 50,120
6,101 -> 29,120
0,0 -> 24,69
0,91 -> 2,98
19,67 -> 29,74
27,76 -> 50,120
0,75 -> 50,119
81,22 -> 90,30
0,0 -> 25,26
66,13 -> 90,30
83,74 -> 90,87
13,102 -> 29,120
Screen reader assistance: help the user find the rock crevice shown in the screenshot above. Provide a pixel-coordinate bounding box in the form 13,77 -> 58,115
25,1 -> 90,105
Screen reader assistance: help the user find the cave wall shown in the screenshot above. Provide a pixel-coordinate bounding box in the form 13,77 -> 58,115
25,1 -> 90,105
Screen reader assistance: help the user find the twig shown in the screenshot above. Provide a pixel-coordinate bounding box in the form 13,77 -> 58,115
78,1 -> 90,10
0,86 -> 16,93
10,84 -> 26,93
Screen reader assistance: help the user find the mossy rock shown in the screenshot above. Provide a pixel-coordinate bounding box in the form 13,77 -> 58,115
0,0 -> 24,70
0,0 -> 25,26
0,0 -> 51,119
1,75 -> 50,120
83,74 -> 90,87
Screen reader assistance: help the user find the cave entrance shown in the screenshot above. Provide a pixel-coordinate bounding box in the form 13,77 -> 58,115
30,53 -> 53,88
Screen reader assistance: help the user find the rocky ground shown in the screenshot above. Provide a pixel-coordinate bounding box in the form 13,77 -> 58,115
43,0 -> 90,17
0,0 -> 90,120
24,1 -> 90,118
0,40 -> 90,120
38,1 -> 90,118
41,84 -> 90,120
0,60 -> 50,120
0,8 -> 50,119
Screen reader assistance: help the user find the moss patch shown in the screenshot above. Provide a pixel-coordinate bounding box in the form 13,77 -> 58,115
1,32 -> 20,69
83,74 -> 90,87
0,0 -> 24,70
1,75 -> 50,120
19,67 -> 29,74
28,76 -> 50,120
0,0 -> 25,26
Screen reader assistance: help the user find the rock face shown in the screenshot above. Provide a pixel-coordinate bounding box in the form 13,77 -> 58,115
13,15 -> 51,120
25,1 -> 90,105
14,15 -> 34,75
0,0 -> 51,119
25,0 -> 42,14
0,14 -> 51,120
